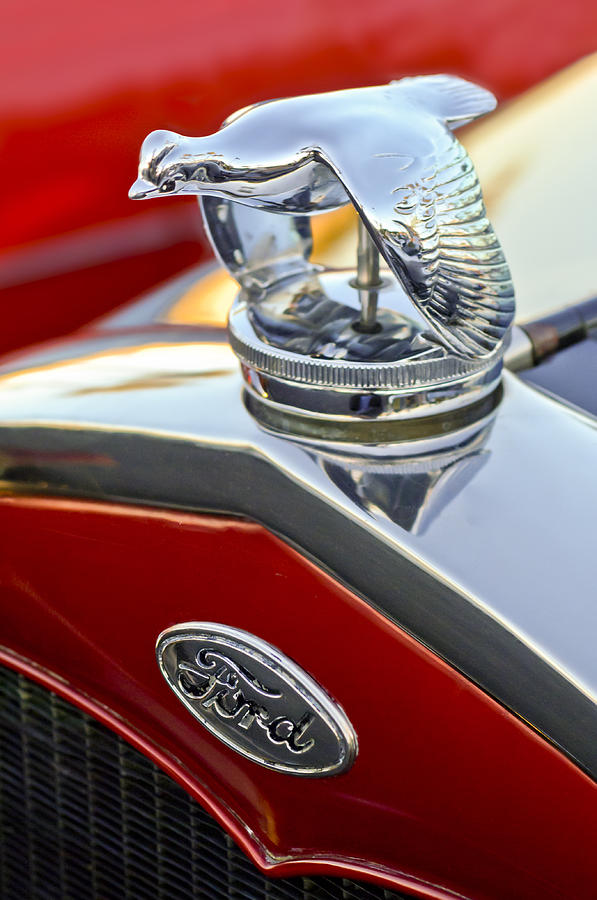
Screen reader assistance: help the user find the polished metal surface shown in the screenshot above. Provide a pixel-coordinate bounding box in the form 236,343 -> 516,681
156,623 -> 357,776
0,281 -> 595,777
354,218 -> 382,332
131,76 -> 515,426
228,271 -> 504,437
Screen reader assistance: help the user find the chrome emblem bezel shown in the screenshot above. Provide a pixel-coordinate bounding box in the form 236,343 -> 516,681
156,622 -> 358,777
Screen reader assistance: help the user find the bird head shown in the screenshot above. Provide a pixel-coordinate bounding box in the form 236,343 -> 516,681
129,130 -> 184,199
129,129 -> 230,200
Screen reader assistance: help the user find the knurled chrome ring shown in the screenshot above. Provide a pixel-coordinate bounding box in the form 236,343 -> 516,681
228,301 -> 500,391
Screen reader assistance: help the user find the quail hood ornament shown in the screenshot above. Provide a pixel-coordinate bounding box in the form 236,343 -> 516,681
131,76 -> 515,438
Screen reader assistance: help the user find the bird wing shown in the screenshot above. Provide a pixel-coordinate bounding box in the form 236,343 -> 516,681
317,77 -> 515,359
392,74 -> 497,129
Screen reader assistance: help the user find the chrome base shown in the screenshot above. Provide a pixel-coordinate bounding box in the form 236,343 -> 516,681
243,383 -> 502,446
229,270 -> 504,438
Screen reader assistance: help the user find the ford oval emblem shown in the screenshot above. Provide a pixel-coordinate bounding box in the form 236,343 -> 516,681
156,623 -> 357,776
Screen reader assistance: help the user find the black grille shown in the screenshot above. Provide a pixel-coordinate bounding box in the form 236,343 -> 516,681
0,665 -> 407,900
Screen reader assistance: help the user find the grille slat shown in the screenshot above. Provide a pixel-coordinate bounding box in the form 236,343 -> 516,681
0,666 -> 409,900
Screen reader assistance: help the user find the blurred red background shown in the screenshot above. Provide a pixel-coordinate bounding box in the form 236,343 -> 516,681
2,0 -> 596,351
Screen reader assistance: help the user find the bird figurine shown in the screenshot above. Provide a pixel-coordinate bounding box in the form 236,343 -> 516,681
130,75 -> 515,359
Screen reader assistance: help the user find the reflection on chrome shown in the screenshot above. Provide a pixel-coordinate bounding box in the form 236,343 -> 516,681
312,424 -> 491,535
0,343 -> 237,397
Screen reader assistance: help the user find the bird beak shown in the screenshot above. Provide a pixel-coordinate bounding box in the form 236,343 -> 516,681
129,177 -> 156,200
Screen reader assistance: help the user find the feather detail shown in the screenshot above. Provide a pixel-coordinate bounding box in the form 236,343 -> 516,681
421,140 -> 515,355
386,145 -> 513,355
323,131 -> 514,359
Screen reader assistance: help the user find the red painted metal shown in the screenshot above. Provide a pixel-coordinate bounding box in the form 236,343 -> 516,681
2,0 -> 597,352
0,496 -> 595,900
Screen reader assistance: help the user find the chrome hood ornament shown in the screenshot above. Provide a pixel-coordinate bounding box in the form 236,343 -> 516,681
156,623 -> 357,776
132,76 -> 515,438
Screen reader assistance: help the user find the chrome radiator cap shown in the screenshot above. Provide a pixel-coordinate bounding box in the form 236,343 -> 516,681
132,77 -> 515,440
